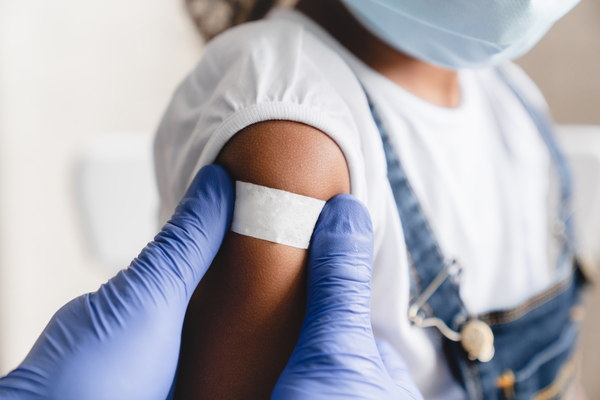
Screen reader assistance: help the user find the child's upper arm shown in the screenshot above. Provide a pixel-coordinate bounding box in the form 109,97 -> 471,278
173,120 -> 350,400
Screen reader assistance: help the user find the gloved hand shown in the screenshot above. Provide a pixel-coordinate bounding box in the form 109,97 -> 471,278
0,166 -> 423,400
272,194 -> 424,400
0,165 -> 234,400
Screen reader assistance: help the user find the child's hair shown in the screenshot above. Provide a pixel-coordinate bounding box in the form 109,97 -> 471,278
186,0 -> 296,40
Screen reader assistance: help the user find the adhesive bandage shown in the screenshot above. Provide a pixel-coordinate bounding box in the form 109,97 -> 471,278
231,181 -> 326,249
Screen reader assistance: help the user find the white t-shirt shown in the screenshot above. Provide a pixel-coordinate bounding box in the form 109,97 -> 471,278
154,8 -> 556,400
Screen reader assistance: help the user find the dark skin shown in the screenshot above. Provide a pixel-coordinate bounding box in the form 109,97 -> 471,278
173,121 -> 350,400
296,0 -> 461,108
173,1 -> 461,399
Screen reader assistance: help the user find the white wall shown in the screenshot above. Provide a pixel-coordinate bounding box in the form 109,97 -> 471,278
517,0 -> 600,125
0,0 -> 202,373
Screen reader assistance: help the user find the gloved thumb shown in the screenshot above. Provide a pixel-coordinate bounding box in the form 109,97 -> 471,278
376,338 -> 424,400
305,194 -> 374,327
129,164 -> 234,300
272,194 -> 384,398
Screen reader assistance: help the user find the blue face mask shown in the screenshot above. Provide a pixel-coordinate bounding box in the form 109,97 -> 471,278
340,0 -> 580,69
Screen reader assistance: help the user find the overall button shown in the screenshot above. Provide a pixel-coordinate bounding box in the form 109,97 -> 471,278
461,319 -> 495,362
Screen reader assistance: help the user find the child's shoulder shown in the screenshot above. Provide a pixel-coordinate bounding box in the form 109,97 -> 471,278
155,16 -> 369,222
204,15 -> 342,68
191,16 -> 362,110
206,15 -> 311,57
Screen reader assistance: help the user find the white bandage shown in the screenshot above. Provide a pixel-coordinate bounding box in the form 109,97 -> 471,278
231,181 -> 326,249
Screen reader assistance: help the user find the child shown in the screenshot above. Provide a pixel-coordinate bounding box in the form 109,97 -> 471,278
154,0 -> 588,398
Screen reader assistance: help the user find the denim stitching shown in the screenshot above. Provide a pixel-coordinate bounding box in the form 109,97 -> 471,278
479,277 -> 573,326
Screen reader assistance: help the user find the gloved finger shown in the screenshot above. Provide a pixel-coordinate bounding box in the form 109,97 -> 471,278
375,338 -> 424,400
305,194 -> 374,328
165,367 -> 178,400
129,164 -> 234,299
278,195 -> 380,373
0,166 -> 233,400
272,195 -> 398,398
304,193 -> 374,326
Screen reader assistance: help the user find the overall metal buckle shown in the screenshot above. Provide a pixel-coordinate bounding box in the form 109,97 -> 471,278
407,259 -> 495,362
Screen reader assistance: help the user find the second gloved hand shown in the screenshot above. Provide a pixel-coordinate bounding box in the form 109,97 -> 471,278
272,195 -> 424,400
0,165 -> 233,400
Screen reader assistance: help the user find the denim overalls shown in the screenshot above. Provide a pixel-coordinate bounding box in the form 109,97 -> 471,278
366,66 -> 589,400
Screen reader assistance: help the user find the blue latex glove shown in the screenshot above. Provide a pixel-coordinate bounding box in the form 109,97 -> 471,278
0,165 -> 234,400
0,166 -> 423,400
272,194 -> 424,400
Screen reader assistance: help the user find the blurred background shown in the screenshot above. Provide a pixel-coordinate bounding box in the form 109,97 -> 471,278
0,0 -> 599,395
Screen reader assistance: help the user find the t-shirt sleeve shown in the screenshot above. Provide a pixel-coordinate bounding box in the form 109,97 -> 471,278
154,18 -> 366,225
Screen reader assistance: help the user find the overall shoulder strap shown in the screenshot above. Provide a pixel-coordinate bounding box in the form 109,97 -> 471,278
495,65 -> 577,260
365,94 -> 467,334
